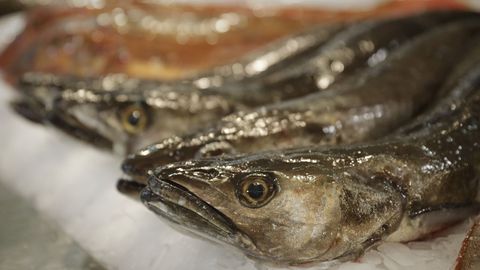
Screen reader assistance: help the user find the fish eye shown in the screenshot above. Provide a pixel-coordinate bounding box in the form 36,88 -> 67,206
120,103 -> 149,134
235,173 -> 277,208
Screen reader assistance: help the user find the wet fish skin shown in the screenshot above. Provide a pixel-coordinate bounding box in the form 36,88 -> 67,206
141,65 -> 480,266
191,23 -> 346,89
204,10 -> 478,105
122,16 -> 480,181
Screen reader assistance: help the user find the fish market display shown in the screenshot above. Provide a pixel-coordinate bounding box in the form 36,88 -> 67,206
4,2 -> 480,269
455,218 -> 480,270
139,55 -> 480,266
121,14 -> 479,181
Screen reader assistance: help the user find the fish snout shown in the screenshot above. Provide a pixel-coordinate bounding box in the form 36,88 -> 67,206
121,154 -> 149,179
152,159 -> 229,187
10,99 -> 46,124
122,137 -> 231,178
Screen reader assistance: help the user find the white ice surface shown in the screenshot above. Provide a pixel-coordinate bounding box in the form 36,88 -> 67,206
0,8 -> 475,270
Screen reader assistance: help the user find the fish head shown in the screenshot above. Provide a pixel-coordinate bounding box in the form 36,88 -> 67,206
120,109 -> 299,182
121,136 -> 237,186
142,151 -> 406,265
13,73 -> 234,154
13,76 -> 147,153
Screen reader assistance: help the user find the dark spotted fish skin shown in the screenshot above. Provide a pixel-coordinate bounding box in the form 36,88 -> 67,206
121,16 -> 480,181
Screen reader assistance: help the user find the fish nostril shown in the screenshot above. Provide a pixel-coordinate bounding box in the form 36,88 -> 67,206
191,169 -> 220,179
195,141 -> 235,159
121,159 -> 144,175
121,161 -> 134,173
200,148 -> 225,158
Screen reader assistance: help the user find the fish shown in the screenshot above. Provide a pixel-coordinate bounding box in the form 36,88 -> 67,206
120,15 -> 480,182
454,218 -> 480,270
139,54 -> 480,266
14,12 -> 464,154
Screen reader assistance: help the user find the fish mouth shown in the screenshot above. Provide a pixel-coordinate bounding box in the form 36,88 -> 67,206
141,174 -> 255,250
10,98 -> 47,124
117,153 -> 155,198
11,96 -> 113,150
120,154 -> 157,185
46,110 -> 113,150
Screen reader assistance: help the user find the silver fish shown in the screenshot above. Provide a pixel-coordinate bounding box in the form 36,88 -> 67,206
121,16 -> 480,181
140,60 -> 480,266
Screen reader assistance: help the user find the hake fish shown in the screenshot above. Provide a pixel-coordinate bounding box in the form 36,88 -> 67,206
14,11 -> 466,154
139,56 -> 480,266
121,15 -> 480,181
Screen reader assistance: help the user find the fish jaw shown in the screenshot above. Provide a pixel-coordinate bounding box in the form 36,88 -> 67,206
141,173 -> 256,253
13,73 -> 135,152
11,94 -> 115,151
10,98 -> 47,124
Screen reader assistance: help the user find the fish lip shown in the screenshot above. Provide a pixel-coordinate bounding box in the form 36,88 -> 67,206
13,79 -> 114,150
142,173 -> 256,250
15,101 -> 113,150
10,98 -> 47,124
45,111 -> 113,150
121,154 -> 149,181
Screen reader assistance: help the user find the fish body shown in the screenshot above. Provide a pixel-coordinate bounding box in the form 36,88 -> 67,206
140,59 -> 480,266
121,15 -> 480,180
199,10 -> 478,105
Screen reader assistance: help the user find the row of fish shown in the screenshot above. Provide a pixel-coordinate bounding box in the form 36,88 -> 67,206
5,6 -> 480,268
